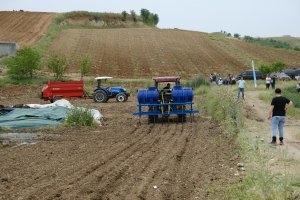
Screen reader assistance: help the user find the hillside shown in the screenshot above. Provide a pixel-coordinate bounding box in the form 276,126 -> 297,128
0,11 -> 54,45
267,36 -> 300,48
48,28 -> 300,78
1,11 -> 300,78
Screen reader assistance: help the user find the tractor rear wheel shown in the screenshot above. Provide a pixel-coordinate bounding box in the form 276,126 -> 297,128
116,93 -> 127,102
93,90 -> 108,103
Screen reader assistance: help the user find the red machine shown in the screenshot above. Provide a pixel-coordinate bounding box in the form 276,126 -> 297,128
41,80 -> 88,102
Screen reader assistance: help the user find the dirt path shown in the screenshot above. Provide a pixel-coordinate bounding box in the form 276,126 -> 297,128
0,85 -> 239,200
245,90 -> 300,160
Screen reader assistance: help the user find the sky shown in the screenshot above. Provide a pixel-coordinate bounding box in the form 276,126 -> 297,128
1,0 -> 300,37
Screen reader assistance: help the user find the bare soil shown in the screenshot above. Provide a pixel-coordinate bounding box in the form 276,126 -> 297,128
48,28 -> 300,79
0,11 -> 54,45
0,85 -> 239,200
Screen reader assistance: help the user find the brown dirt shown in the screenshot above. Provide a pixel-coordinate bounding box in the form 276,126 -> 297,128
0,84 -> 239,200
0,11 -> 54,45
48,28 -> 300,79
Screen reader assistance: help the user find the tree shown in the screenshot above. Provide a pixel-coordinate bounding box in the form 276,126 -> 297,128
152,14 -> 159,25
6,47 -> 42,80
234,33 -> 240,39
130,10 -> 137,22
271,62 -> 285,72
140,8 -> 150,23
47,53 -> 68,80
227,33 -> 231,37
78,55 -> 92,79
121,11 -> 127,21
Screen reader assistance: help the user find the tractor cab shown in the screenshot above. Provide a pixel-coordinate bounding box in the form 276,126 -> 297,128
93,77 -> 130,103
153,76 -> 181,104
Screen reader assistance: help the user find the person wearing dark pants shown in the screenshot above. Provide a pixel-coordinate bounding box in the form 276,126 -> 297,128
268,88 -> 293,145
271,75 -> 276,89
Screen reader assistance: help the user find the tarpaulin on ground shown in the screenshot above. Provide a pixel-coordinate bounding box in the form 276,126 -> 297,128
0,106 -> 68,129
0,99 -> 102,129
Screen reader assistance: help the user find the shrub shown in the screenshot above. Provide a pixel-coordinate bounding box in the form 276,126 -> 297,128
65,108 -> 96,127
130,10 -> 137,22
5,47 -> 42,80
205,87 -> 244,135
121,11 -> 128,21
259,61 -> 285,76
234,33 -> 240,39
47,53 -> 68,80
78,55 -> 92,79
185,74 -> 210,88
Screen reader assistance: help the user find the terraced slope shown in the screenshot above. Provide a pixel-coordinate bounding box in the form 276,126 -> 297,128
48,28 -> 300,78
0,11 -> 54,45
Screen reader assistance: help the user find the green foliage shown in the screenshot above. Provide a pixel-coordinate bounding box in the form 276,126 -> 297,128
140,8 -> 159,25
259,62 -> 285,75
227,33 -> 231,37
130,10 -> 137,22
121,11 -> 128,21
65,108 -> 96,127
283,86 -> 300,108
78,55 -> 93,79
185,74 -> 210,88
244,35 -> 297,51
47,53 -> 68,81
234,33 -> 240,39
205,87 -> 244,135
5,47 -> 42,80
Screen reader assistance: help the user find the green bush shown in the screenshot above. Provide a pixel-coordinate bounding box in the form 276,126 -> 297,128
205,87 -> 244,135
78,55 -> 92,79
185,74 -> 210,88
47,53 -> 68,80
65,108 -> 96,127
259,62 -> 285,76
5,47 -> 42,80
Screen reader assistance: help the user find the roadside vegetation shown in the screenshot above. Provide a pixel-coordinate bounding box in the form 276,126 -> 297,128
203,84 -> 300,199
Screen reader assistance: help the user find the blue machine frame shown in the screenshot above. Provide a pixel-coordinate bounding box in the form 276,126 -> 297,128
133,76 -> 200,123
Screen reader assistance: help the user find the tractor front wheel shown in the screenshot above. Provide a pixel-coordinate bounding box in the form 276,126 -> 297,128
93,90 -> 108,103
116,93 -> 127,102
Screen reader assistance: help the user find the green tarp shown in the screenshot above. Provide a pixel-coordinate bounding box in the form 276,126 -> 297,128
0,106 -> 69,129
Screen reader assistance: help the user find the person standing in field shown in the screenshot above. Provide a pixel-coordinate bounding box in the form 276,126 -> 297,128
265,74 -> 271,89
237,76 -> 245,100
268,88 -> 293,145
271,75 -> 276,89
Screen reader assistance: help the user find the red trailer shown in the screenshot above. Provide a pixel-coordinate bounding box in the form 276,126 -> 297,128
41,80 -> 88,102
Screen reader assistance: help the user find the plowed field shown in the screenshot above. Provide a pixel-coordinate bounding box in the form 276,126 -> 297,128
0,11 -> 54,45
0,85 -> 239,200
48,28 -> 300,78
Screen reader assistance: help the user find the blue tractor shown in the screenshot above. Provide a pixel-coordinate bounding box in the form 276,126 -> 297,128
93,77 -> 130,103
133,76 -> 199,123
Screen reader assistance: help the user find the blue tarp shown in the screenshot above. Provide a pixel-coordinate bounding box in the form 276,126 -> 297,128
0,106 -> 69,129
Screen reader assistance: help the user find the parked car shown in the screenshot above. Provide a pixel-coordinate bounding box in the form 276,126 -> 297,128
236,70 -> 264,80
283,68 -> 300,79
270,72 -> 292,81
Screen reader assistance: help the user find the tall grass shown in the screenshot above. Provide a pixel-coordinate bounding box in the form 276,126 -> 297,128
184,74 -> 210,88
204,87 -> 244,136
65,108 -> 96,127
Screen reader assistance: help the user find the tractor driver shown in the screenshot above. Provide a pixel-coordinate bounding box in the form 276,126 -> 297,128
163,83 -> 171,90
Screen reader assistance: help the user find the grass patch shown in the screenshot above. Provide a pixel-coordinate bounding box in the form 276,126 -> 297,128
34,14 -> 64,54
65,107 -> 96,127
204,86 -> 244,136
0,76 -> 49,86
184,74 -> 210,88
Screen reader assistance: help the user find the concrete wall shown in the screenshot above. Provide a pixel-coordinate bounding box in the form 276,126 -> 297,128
0,42 -> 19,57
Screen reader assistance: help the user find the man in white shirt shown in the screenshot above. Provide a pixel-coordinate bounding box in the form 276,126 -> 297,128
237,77 -> 246,99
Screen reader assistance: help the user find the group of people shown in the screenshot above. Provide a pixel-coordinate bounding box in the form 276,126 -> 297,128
209,73 -> 236,85
265,74 -> 276,89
